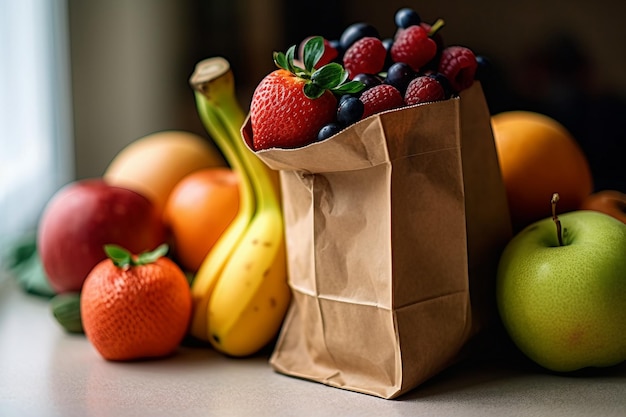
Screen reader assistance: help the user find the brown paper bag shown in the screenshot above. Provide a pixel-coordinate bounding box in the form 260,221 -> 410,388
242,82 -> 512,399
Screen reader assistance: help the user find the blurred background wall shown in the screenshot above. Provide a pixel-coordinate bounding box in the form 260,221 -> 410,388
68,0 -> 626,191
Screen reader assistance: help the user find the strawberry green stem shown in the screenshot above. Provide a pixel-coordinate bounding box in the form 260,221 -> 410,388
273,36 -> 364,99
551,193 -> 564,247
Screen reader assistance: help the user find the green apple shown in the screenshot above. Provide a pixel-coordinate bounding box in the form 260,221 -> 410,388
496,202 -> 626,372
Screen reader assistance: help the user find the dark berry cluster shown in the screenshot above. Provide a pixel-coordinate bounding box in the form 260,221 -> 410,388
295,7 -> 485,142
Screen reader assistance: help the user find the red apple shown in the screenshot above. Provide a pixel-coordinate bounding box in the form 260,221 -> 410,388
580,190 -> 626,224
37,178 -> 166,293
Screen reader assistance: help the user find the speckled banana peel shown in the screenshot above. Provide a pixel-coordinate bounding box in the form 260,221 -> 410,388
189,57 -> 290,356
188,85 -> 255,341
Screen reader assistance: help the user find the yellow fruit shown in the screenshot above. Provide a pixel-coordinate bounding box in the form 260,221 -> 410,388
491,111 -> 593,231
104,130 -> 225,216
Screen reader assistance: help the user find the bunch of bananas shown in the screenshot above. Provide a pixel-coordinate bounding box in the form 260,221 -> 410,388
188,58 -> 291,357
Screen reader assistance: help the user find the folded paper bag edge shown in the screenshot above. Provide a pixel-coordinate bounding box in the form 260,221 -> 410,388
242,114 -> 393,173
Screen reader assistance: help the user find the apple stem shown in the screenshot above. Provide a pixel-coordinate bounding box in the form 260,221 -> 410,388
551,193 -> 564,246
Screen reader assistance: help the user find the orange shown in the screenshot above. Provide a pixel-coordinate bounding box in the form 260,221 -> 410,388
163,168 -> 240,272
81,245 -> 192,361
581,190 -> 626,224
104,130 -> 226,216
491,111 -> 593,231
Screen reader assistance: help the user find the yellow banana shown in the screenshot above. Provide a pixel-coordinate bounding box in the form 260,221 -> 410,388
206,95 -> 289,356
189,57 -> 290,356
188,59 -> 255,341
207,210 -> 290,356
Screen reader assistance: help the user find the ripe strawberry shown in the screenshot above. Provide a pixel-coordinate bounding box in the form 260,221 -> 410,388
360,84 -> 404,119
250,37 -> 364,150
250,70 -> 337,150
404,75 -> 445,105
438,46 -> 478,93
343,36 -> 387,79
390,25 -> 437,72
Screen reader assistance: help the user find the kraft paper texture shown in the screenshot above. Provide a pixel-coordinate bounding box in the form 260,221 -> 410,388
242,82 -> 512,399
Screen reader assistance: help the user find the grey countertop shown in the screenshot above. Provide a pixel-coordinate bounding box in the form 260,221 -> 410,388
1,276 -> 625,417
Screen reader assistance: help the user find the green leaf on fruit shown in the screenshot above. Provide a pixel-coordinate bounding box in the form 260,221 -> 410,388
311,63 -> 344,89
136,243 -> 168,264
303,36 -> 324,72
104,243 -> 169,268
274,37 -> 365,100
303,83 -> 325,99
105,244 -> 133,268
332,80 -> 365,95
273,51 -> 290,72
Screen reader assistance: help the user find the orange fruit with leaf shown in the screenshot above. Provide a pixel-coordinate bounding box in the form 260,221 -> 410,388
81,244 -> 192,361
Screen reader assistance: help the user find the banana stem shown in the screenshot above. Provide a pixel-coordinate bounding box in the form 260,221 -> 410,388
194,91 -> 254,217
190,58 -> 281,215
213,93 -> 281,214
194,92 -> 242,174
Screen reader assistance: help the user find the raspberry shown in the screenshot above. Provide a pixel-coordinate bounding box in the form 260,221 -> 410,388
438,46 -> 478,93
418,21 -> 445,72
343,37 -> 387,79
390,25 -> 437,72
404,76 -> 445,105
359,84 -> 404,119
426,72 -> 452,98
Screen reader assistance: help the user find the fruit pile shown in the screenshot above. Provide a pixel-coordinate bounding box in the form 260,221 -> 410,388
38,57 -> 292,360
249,7 -> 482,151
30,6 -> 626,376
37,131 -> 234,360
246,7 -> 626,377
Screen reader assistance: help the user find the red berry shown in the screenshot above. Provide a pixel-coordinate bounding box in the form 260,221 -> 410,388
404,76 -> 445,105
250,69 -> 337,150
359,84 -> 404,119
343,37 -> 387,79
438,46 -> 478,93
390,25 -> 437,72
419,21 -> 444,51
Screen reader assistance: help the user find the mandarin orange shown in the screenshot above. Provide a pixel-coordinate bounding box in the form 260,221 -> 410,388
163,168 -> 240,272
